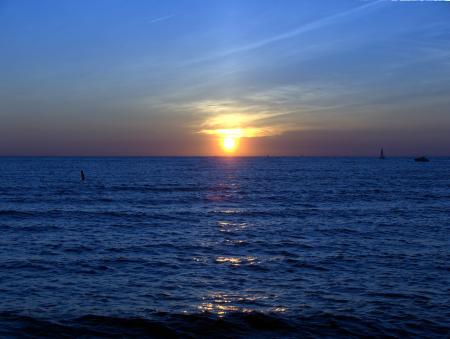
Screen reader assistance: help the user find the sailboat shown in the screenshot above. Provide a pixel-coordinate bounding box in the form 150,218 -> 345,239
379,148 -> 385,159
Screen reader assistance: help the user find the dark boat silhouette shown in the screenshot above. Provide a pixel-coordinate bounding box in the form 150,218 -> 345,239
379,148 -> 385,159
414,156 -> 429,162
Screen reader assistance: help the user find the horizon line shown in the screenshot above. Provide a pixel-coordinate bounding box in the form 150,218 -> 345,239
0,155 -> 447,158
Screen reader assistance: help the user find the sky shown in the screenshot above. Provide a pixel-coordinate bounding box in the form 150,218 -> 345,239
1,0 -> 450,156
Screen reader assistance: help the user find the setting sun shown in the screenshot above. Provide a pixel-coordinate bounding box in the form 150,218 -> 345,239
222,136 -> 238,152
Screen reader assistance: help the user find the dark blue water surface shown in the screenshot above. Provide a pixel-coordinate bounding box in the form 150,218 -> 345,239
0,157 -> 449,337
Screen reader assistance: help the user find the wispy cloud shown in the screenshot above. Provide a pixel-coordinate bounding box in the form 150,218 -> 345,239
149,14 -> 174,24
182,80 -> 390,138
195,100 -> 287,137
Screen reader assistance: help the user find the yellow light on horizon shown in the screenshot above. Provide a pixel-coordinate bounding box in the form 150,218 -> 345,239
222,136 -> 238,153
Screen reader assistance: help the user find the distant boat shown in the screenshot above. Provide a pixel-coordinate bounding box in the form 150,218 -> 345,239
414,156 -> 429,162
379,148 -> 385,159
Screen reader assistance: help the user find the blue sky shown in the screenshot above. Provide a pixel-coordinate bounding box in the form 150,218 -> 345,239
1,0 -> 450,155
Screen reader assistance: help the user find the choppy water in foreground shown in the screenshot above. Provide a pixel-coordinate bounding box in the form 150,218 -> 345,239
0,157 -> 449,338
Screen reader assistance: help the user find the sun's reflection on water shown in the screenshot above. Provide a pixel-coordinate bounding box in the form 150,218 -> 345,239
198,302 -> 243,315
215,256 -> 257,266
225,239 -> 247,245
197,292 -> 287,316
218,220 -> 248,232
198,293 -> 260,316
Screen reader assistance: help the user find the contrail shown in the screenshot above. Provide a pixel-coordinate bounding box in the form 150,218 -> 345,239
227,0 -> 384,54
185,0 -> 384,64
149,14 -> 174,24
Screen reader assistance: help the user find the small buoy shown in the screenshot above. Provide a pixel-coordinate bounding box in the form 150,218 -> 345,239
80,170 -> 85,181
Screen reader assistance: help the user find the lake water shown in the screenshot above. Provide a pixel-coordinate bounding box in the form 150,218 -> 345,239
0,157 -> 449,337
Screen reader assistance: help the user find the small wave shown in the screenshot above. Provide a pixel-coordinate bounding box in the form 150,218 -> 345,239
63,244 -> 94,254
0,210 -> 34,217
110,185 -> 205,193
0,311 -> 448,338
285,258 -> 329,271
210,209 -> 303,218
0,260 -> 53,271
368,291 -> 431,302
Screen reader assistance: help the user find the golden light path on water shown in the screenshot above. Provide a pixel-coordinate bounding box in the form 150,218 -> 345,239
190,216 -> 288,316
187,165 -> 290,317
